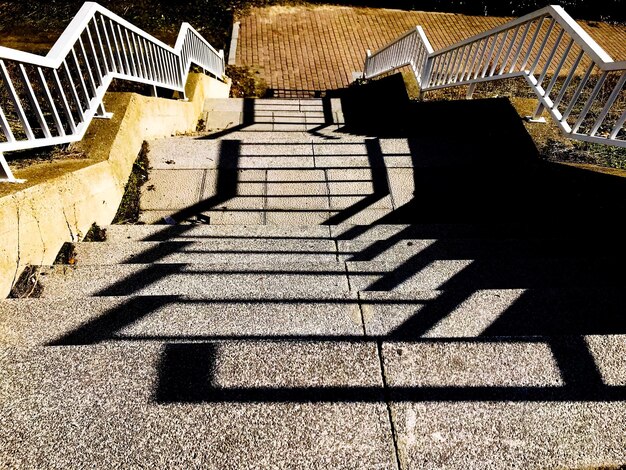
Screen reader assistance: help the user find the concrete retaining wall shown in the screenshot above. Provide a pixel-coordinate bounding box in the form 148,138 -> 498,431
0,73 -> 230,299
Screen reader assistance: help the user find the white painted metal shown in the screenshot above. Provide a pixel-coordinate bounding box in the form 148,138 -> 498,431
0,1 -> 226,182
364,5 -> 626,148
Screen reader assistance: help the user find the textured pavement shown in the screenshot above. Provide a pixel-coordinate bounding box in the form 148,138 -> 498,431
235,6 -> 626,93
2,95 -> 626,468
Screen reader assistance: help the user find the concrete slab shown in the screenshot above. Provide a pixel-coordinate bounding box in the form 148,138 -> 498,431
330,225 -> 412,241
137,210 -> 265,225
36,262 -> 350,298
328,181 -> 375,195
0,343 -> 397,468
391,399 -> 626,469
267,169 -> 325,182
358,290 -> 440,337
272,123 -> 309,131
265,211 -> 331,225
387,168 -> 415,206
73,240 -> 337,264
348,257 -> 626,291
240,143 -> 313,156
0,294 -> 362,345
267,182 -> 328,197
329,196 -> 394,210
103,224 -> 331,242
346,259 -> 474,292
140,170 -> 204,210
238,156 -> 315,169
326,168 -> 374,181
328,209 -> 392,225
383,341 -> 563,388
313,143 -> 369,156
267,196 -> 329,210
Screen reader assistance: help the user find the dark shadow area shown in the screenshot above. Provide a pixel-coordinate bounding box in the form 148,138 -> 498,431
44,73 -> 626,407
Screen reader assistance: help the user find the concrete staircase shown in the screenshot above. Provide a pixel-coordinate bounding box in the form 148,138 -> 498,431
1,95 -> 626,469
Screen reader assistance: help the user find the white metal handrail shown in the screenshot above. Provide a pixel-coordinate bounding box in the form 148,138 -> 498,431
0,1 -> 226,182
364,5 -> 626,149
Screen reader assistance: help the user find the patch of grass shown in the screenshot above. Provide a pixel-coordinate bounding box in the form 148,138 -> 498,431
112,141 -> 150,224
5,145 -> 88,170
9,266 -> 44,299
84,223 -> 107,242
226,65 -> 269,97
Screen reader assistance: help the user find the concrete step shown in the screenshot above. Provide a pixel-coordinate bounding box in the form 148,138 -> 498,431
347,256 -> 626,291
73,240 -> 338,264
73,237 -> 619,266
3,286 -> 625,346
0,342 -> 395,468
34,262 -> 350,298
1,338 -> 624,468
103,224 -> 331,242
0,294 -> 361,346
337,237 -> 619,262
357,287 -> 626,338
146,136 -> 416,170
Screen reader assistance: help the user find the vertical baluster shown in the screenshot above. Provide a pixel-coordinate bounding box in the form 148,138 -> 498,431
132,34 -> 147,79
62,60 -> 85,122
0,105 -> 15,142
521,18 -> 546,71
489,30 -> 510,76
142,39 -> 155,82
92,16 -> 111,74
509,21 -> 533,73
85,26 -> 104,85
0,61 -> 35,140
589,72 -> 626,136
553,49 -> 584,109
18,65 -> 51,138
116,25 -> 131,75
499,25 -> 520,74
529,18 -> 556,77
451,46 -> 467,83
609,108 -> 626,140
481,35 -> 499,78
123,30 -> 138,77
536,29 -> 565,87
562,63 -> 595,122
78,36 -> 98,95
543,38 -> 574,97
471,39 -> 488,80
70,47 -> 92,103
107,19 -> 124,73
51,69 -> 77,133
459,43 -> 476,82
34,67 -> 65,137
156,47 -> 165,84
572,71 -> 608,133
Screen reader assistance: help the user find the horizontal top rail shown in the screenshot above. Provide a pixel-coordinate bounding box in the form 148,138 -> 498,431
0,1 -> 226,182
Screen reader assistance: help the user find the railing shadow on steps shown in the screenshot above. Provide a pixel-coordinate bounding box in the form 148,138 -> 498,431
0,1 -> 226,182
364,5 -> 626,149
41,84 -> 626,405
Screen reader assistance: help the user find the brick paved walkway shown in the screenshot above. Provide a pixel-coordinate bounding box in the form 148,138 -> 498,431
235,6 -> 626,93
